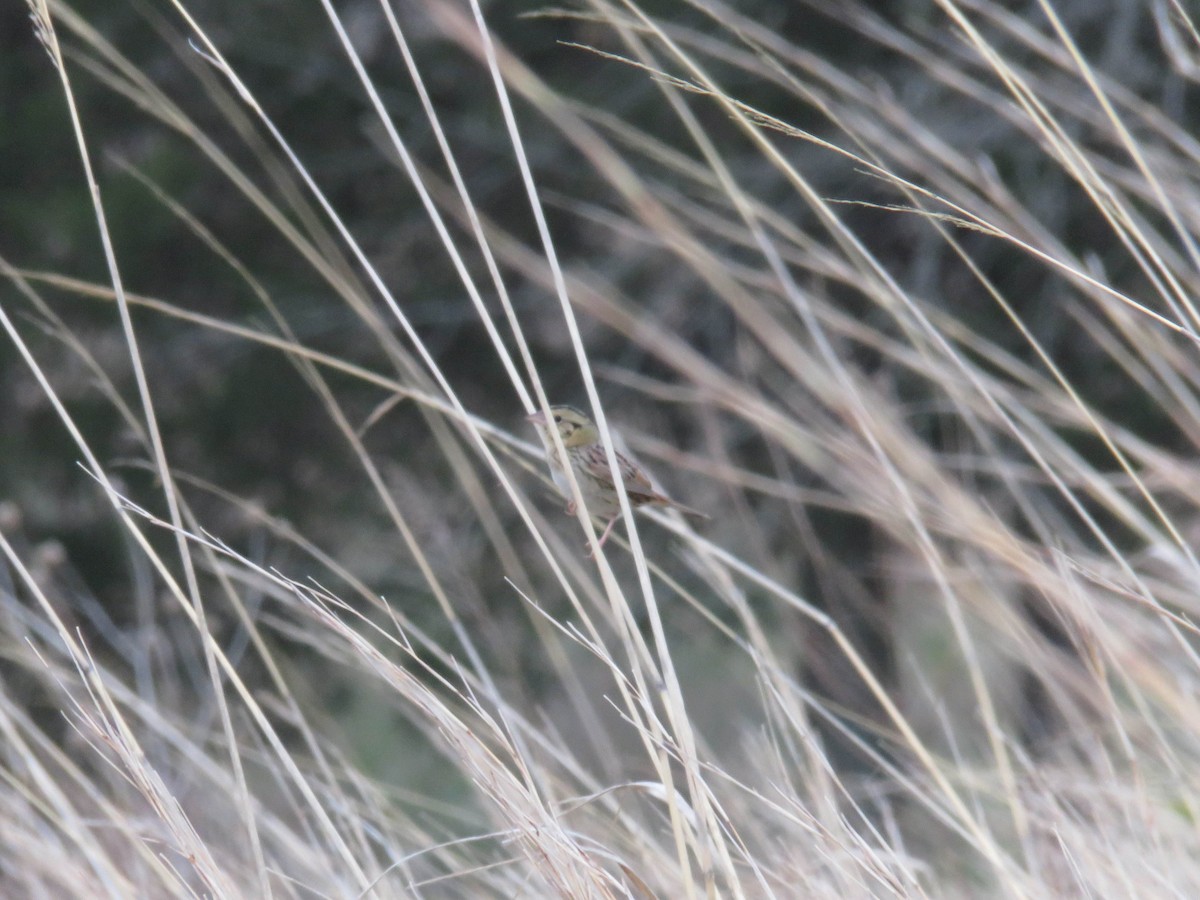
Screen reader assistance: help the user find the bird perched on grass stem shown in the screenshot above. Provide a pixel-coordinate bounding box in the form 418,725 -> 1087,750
527,405 -> 707,552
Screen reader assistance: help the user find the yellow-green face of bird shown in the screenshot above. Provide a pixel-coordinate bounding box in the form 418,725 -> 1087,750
531,405 -> 599,448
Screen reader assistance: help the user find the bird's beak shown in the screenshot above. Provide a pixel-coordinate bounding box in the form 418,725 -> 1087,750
525,411 -> 548,426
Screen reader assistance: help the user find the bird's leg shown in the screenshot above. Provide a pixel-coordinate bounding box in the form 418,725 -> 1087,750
564,500 -> 577,516
586,516 -> 621,558
598,516 -> 620,547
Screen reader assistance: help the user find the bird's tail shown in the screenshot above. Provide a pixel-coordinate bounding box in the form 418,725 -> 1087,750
629,489 -> 709,520
660,497 -> 709,520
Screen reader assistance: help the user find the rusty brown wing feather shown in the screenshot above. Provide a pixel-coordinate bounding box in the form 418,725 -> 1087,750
577,444 -> 651,490
578,445 -> 708,517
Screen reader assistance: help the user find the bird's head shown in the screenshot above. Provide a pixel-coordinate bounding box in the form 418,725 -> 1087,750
526,405 -> 599,448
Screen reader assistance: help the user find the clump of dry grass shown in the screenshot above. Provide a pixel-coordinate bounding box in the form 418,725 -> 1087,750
5,0 -> 1200,896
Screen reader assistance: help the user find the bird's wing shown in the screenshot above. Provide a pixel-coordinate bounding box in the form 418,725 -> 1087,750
619,454 -> 656,494
579,444 -> 707,517
579,445 -> 657,495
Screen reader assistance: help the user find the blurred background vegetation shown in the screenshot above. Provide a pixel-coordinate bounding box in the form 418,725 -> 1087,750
7,1 -> 1171,617
5,0 -> 1200,895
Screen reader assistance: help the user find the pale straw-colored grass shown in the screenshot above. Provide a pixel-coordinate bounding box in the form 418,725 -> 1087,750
5,0 -> 1200,896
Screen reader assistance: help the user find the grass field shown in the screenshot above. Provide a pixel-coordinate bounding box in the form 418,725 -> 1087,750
4,0 -> 1200,896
